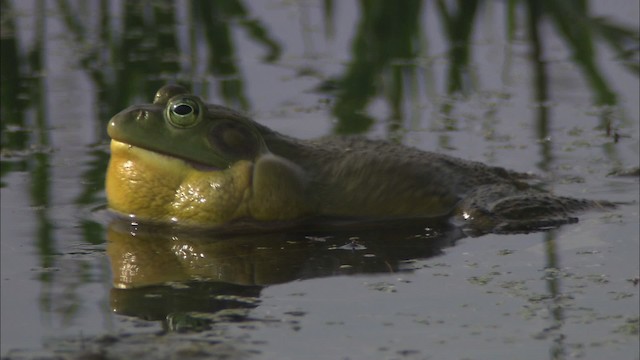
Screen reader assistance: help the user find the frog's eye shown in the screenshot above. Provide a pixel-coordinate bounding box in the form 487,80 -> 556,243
208,121 -> 259,160
165,97 -> 201,128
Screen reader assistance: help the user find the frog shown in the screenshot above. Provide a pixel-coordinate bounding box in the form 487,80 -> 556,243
105,85 -> 614,235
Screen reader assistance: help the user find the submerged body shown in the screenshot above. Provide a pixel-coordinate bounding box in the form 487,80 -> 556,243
106,85 -> 612,234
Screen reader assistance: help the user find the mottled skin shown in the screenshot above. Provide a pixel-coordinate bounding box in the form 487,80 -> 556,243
106,85 -> 612,234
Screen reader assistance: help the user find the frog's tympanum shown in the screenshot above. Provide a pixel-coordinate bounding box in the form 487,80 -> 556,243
106,85 -> 613,234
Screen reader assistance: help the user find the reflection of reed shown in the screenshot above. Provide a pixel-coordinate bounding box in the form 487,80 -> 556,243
4,0 -> 67,324
192,0 -> 281,109
539,0 -> 635,139
4,0 -> 637,136
541,230 -> 567,360
5,0 -> 635,143
0,1 -> 28,155
527,1 -> 565,357
527,0 -> 551,170
543,1 -> 618,106
436,0 -> 479,95
329,0 -> 424,135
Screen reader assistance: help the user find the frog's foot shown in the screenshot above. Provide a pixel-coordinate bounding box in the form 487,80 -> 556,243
456,207 -> 579,236
455,194 -> 614,236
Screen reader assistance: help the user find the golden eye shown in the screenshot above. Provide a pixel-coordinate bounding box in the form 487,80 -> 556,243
166,97 -> 201,128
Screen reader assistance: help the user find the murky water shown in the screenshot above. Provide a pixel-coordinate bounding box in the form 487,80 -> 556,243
1,1 -> 638,359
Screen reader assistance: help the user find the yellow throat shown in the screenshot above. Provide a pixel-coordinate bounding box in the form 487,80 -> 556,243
105,140 -> 253,226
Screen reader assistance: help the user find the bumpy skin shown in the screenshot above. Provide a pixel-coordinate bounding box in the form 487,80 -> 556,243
106,85 -> 612,234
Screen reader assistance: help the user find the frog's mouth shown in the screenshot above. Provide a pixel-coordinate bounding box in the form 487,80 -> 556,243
110,140 -> 223,172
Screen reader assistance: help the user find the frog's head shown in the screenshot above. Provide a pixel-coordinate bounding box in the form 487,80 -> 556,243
106,85 -> 309,227
108,84 -> 267,170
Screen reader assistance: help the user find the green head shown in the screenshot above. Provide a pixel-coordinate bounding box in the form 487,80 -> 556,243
108,85 -> 268,169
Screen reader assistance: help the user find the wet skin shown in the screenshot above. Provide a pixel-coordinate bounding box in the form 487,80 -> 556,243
106,85 -> 613,234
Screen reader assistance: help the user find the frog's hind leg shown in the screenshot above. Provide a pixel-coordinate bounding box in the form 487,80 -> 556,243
457,192 -> 615,235
487,194 -> 614,234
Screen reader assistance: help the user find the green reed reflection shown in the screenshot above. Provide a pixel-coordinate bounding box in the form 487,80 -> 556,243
0,0 -> 28,184
192,0 -> 281,109
436,0 -> 479,95
0,0 -> 111,326
0,0 -> 53,271
5,0 -> 635,143
528,2 -> 569,357
543,0 -> 624,106
328,0 -> 423,135
321,0 -> 637,136
526,0 -> 552,170
3,0 -> 637,136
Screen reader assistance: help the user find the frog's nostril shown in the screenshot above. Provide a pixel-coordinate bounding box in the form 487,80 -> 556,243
134,109 -> 148,121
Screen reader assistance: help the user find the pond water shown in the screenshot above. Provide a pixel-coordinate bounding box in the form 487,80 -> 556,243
1,1 -> 638,359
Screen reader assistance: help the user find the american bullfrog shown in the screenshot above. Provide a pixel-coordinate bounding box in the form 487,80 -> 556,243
106,85 -> 613,234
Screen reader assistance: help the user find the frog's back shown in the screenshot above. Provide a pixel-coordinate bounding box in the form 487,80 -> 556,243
306,136 -> 530,191
272,136 -> 532,219
271,136 -> 614,234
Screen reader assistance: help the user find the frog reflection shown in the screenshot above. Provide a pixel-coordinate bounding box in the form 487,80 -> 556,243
107,219 -> 464,327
